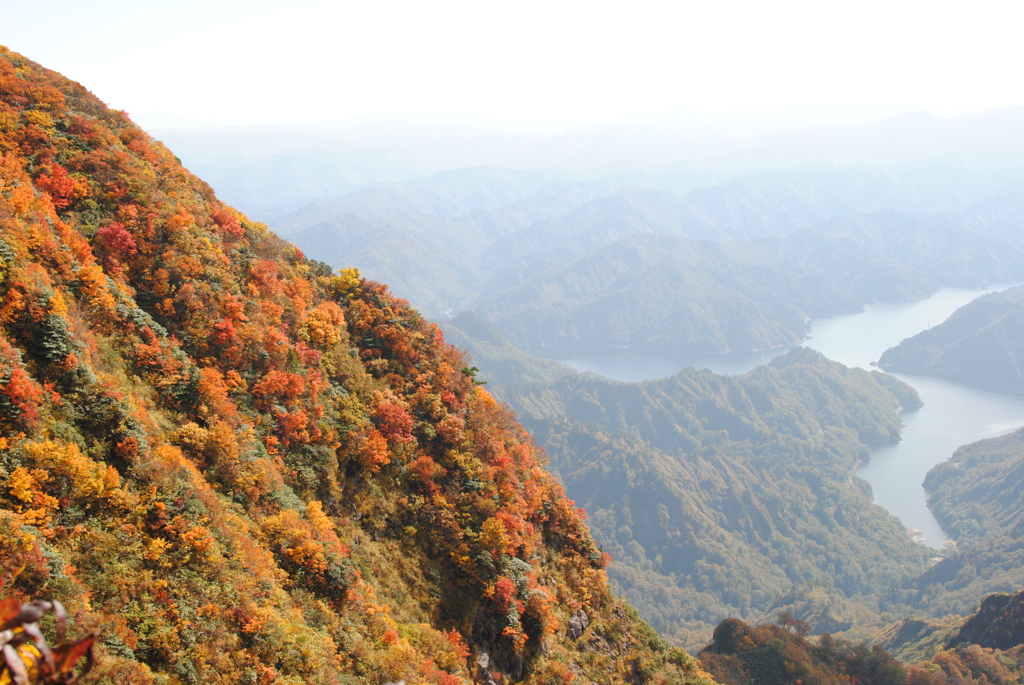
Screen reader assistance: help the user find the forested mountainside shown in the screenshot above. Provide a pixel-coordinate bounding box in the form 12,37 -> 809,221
876,615 -> 963,665
0,47 -> 718,684
700,617 -> 924,685
925,426 -> 1024,544
442,317 -> 931,649
878,286 -> 1024,394
876,589 -> 1024,684
158,108 -> 1024,223
697,590 -> 1024,685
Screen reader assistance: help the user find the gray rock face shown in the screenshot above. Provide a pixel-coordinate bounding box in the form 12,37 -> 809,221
476,650 -> 498,685
567,609 -> 590,640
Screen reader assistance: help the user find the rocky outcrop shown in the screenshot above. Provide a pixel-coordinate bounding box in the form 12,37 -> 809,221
948,590 -> 1024,650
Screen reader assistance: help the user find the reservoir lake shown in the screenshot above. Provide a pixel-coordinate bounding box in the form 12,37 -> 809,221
552,285 -> 1024,548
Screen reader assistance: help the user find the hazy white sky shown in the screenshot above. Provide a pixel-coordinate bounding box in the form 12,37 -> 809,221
5,0 -> 1024,131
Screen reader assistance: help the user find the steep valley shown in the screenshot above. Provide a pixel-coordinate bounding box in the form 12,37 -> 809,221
444,317 -> 934,647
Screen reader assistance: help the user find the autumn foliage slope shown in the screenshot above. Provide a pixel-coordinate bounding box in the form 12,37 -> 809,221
0,47 -> 714,685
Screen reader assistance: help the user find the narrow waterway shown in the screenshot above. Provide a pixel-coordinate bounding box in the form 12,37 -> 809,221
855,377 -> 1024,546
803,286 -> 1024,548
553,285 -> 1024,548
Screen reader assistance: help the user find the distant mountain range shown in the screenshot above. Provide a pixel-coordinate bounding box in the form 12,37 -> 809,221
156,107 -> 1024,221
305,211 -> 1022,357
473,232 -> 862,355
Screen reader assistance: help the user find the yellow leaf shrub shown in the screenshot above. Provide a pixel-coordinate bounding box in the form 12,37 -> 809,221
22,439 -> 110,499
301,301 -> 346,347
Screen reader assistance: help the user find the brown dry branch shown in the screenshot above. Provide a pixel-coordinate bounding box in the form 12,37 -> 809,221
0,590 -> 95,685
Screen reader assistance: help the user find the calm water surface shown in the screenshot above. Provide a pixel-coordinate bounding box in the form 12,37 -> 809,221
805,286 -> 1024,547
857,377 -> 1024,546
552,285 -> 1024,548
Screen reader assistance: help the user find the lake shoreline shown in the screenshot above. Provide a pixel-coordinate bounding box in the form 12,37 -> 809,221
540,284 -> 1024,550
